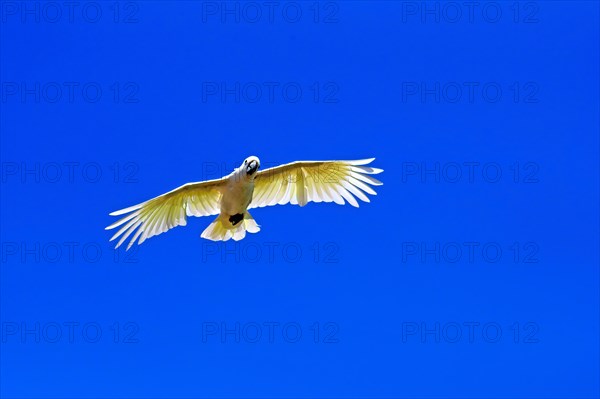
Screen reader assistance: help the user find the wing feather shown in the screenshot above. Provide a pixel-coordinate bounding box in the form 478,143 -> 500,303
106,178 -> 224,250
324,184 -> 345,205
110,216 -> 138,243
341,180 -> 370,203
335,184 -> 359,207
349,171 -> 383,186
249,159 -> 383,210
315,182 -> 331,203
106,209 -> 141,231
347,176 -> 377,195
137,203 -> 165,243
116,220 -> 142,248
290,182 -> 300,206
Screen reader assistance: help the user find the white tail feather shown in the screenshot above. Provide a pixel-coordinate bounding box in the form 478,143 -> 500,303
200,212 -> 260,242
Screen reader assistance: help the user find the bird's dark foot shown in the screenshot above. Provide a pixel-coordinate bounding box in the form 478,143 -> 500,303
229,213 -> 244,226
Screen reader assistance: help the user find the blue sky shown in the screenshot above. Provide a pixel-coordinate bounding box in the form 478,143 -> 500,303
1,1 -> 599,398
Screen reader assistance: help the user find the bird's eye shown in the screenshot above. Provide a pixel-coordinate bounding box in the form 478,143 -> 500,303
244,160 -> 247,165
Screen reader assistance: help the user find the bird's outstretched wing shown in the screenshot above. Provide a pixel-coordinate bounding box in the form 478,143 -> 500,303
249,158 -> 383,209
106,178 -> 225,250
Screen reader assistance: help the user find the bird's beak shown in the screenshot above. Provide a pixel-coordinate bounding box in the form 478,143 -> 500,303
246,160 -> 259,175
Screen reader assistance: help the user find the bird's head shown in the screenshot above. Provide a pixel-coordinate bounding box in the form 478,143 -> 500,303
242,156 -> 260,177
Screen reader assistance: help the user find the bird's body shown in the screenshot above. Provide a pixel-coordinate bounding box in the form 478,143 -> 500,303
220,169 -> 254,217
106,156 -> 383,249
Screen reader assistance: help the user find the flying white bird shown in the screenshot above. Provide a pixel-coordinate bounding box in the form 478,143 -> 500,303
106,157 -> 383,250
